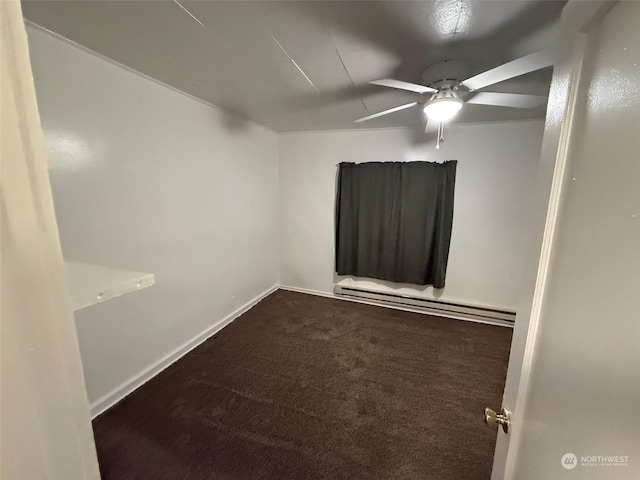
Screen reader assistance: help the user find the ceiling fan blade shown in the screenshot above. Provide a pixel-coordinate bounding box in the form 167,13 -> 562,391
461,49 -> 554,91
370,79 -> 436,94
466,92 -> 548,109
354,102 -> 419,123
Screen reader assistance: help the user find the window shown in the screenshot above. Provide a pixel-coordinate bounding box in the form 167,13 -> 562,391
335,161 -> 457,288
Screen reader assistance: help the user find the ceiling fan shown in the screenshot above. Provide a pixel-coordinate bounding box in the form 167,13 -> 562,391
354,50 -> 554,148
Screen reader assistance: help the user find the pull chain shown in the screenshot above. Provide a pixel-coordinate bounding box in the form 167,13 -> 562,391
436,122 -> 445,149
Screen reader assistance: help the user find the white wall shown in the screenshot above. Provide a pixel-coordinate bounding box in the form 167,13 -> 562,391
26,26 -> 279,411
26,23 -> 544,413
279,121 -> 544,311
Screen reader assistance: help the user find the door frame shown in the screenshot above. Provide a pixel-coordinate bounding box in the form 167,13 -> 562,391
492,1 -> 615,478
1,1 -> 100,478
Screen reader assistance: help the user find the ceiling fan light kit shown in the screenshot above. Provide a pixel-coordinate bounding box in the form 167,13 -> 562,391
423,91 -> 464,122
354,49 -> 554,148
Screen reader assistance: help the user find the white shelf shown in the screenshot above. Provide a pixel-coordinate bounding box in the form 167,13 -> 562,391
65,262 -> 155,311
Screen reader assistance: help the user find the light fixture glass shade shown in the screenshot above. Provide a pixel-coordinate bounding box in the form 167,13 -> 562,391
423,98 -> 463,122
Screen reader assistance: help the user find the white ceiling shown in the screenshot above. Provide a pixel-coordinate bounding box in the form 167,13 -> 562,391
22,0 -> 566,132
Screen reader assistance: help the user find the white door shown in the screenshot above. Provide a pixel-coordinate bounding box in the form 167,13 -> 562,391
0,1 -> 100,479
490,1 -> 640,478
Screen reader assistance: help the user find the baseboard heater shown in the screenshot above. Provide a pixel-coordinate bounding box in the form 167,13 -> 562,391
334,285 -> 516,326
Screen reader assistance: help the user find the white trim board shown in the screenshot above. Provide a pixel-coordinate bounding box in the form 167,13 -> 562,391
279,285 -> 515,328
90,284 -> 278,418
92,283 -> 511,418
66,261 -> 155,311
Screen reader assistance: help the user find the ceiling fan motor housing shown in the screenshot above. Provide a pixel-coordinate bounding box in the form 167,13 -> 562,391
421,59 -> 472,88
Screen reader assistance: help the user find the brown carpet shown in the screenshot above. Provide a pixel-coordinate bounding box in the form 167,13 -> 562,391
93,289 -> 512,480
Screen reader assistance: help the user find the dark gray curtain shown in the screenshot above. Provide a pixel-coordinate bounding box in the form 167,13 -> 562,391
335,161 -> 456,288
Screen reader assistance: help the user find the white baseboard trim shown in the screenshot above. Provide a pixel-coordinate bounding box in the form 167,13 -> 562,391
91,283 -> 509,418
279,285 -> 515,328
90,284 -> 278,418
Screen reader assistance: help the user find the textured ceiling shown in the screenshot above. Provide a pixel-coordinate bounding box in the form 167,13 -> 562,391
22,0 -> 566,132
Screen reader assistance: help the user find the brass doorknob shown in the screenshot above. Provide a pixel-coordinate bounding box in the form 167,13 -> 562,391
484,407 -> 511,434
